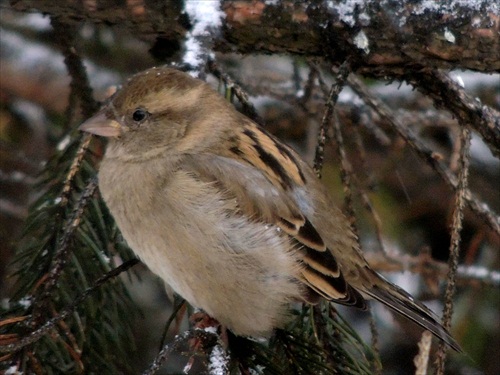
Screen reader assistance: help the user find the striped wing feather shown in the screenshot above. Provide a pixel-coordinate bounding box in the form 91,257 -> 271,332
187,122 -> 366,309
186,120 -> 460,350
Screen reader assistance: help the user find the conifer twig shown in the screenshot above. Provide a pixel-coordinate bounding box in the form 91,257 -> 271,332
37,178 -> 98,303
313,60 -> 350,177
331,111 -> 357,224
50,17 -> 99,207
50,18 -> 99,118
0,259 -> 139,354
300,64 -> 319,107
435,127 -> 471,374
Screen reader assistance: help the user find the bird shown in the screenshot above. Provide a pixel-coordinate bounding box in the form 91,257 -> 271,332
79,66 -> 460,351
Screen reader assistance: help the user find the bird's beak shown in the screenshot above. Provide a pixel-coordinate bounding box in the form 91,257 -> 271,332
78,111 -> 123,137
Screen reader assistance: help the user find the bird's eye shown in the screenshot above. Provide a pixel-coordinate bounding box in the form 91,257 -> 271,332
132,108 -> 149,122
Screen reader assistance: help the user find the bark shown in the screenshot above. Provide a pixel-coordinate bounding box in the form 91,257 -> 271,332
10,0 -> 500,74
221,1 -> 500,74
11,0 -> 188,41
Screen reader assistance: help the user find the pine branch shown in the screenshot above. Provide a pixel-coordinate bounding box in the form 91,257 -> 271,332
0,259 -> 138,354
435,125 -> 471,374
0,18 -> 139,374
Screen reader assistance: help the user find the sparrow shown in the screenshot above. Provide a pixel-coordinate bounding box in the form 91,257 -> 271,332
79,66 -> 459,351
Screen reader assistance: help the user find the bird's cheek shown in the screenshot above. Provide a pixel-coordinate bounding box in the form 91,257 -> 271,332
122,123 -> 136,133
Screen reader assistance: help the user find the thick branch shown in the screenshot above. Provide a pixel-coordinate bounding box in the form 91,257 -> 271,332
9,0 -> 500,74
220,1 -> 499,74
10,0 -> 189,41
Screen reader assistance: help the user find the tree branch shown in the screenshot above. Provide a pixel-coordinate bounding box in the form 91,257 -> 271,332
220,1 -> 499,73
9,0 -> 500,74
407,69 -> 500,158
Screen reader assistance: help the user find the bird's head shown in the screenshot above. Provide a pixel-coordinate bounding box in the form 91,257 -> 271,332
79,67 -> 232,160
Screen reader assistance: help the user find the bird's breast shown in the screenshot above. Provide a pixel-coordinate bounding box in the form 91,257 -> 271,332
98,157 -> 304,336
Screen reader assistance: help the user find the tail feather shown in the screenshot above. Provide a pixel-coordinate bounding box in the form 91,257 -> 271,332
363,271 -> 462,352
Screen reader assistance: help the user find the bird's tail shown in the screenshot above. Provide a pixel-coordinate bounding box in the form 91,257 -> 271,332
362,268 -> 462,352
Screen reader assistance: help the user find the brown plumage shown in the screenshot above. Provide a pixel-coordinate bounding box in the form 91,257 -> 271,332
79,67 -> 460,351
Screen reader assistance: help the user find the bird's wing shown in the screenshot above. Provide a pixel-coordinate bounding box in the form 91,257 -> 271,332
183,120 -> 366,309
184,120 -> 461,351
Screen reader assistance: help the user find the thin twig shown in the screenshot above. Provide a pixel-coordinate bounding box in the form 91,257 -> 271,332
410,69 -> 500,158
52,304 -> 82,370
435,127 -> 471,374
359,192 -> 389,255
0,259 -> 139,354
314,70 -> 391,257
50,17 -> 99,207
347,75 -> 500,236
414,331 -> 432,375
142,329 -> 219,375
313,60 -> 351,177
331,112 -> 357,227
351,125 -> 389,255
364,251 -> 499,287
206,59 -> 264,126
29,18 -> 101,314
158,299 -> 186,351
50,18 -> 99,118
299,64 -> 320,161
300,64 -> 319,106
39,177 -> 98,301
331,109 -> 383,369
60,134 -> 93,207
